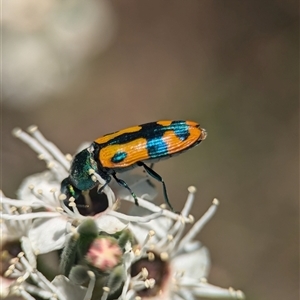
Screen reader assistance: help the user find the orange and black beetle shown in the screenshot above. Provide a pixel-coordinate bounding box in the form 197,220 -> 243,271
61,120 -> 207,211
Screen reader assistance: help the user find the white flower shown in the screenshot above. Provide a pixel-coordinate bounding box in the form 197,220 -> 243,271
2,245 -> 88,300
1,126 -> 245,300
1,126 -> 187,255
119,187 -> 245,300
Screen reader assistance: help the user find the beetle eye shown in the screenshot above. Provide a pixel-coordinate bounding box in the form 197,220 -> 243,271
60,177 -> 80,200
70,186 -> 109,216
68,185 -> 76,197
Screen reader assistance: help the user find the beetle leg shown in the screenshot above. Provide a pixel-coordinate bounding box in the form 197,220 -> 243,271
141,163 -> 156,188
137,161 -> 174,212
112,173 -> 139,206
97,176 -> 111,194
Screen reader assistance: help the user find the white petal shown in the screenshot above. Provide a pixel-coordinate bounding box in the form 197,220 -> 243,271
1,217 -> 26,241
111,173 -> 158,201
51,275 -> 87,300
172,245 -> 210,279
21,237 -> 37,268
128,219 -> 172,245
17,171 -> 62,208
94,214 -> 127,234
28,217 -> 69,253
128,215 -> 173,241
127,222 -> 152,244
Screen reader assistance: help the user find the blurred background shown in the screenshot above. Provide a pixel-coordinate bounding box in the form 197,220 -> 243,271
2,1 -> 298,299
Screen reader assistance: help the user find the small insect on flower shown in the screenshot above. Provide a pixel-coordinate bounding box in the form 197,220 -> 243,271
61,120 -> 207,211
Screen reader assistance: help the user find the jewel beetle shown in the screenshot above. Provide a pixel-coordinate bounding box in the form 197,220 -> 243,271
61,120 -> 207,211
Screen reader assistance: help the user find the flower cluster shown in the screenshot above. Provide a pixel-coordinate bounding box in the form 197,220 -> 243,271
1,126 -> 245,300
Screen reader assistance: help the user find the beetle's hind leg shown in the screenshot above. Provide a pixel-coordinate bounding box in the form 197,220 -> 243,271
137,161 -> 174,212
112,173 -> 139,206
